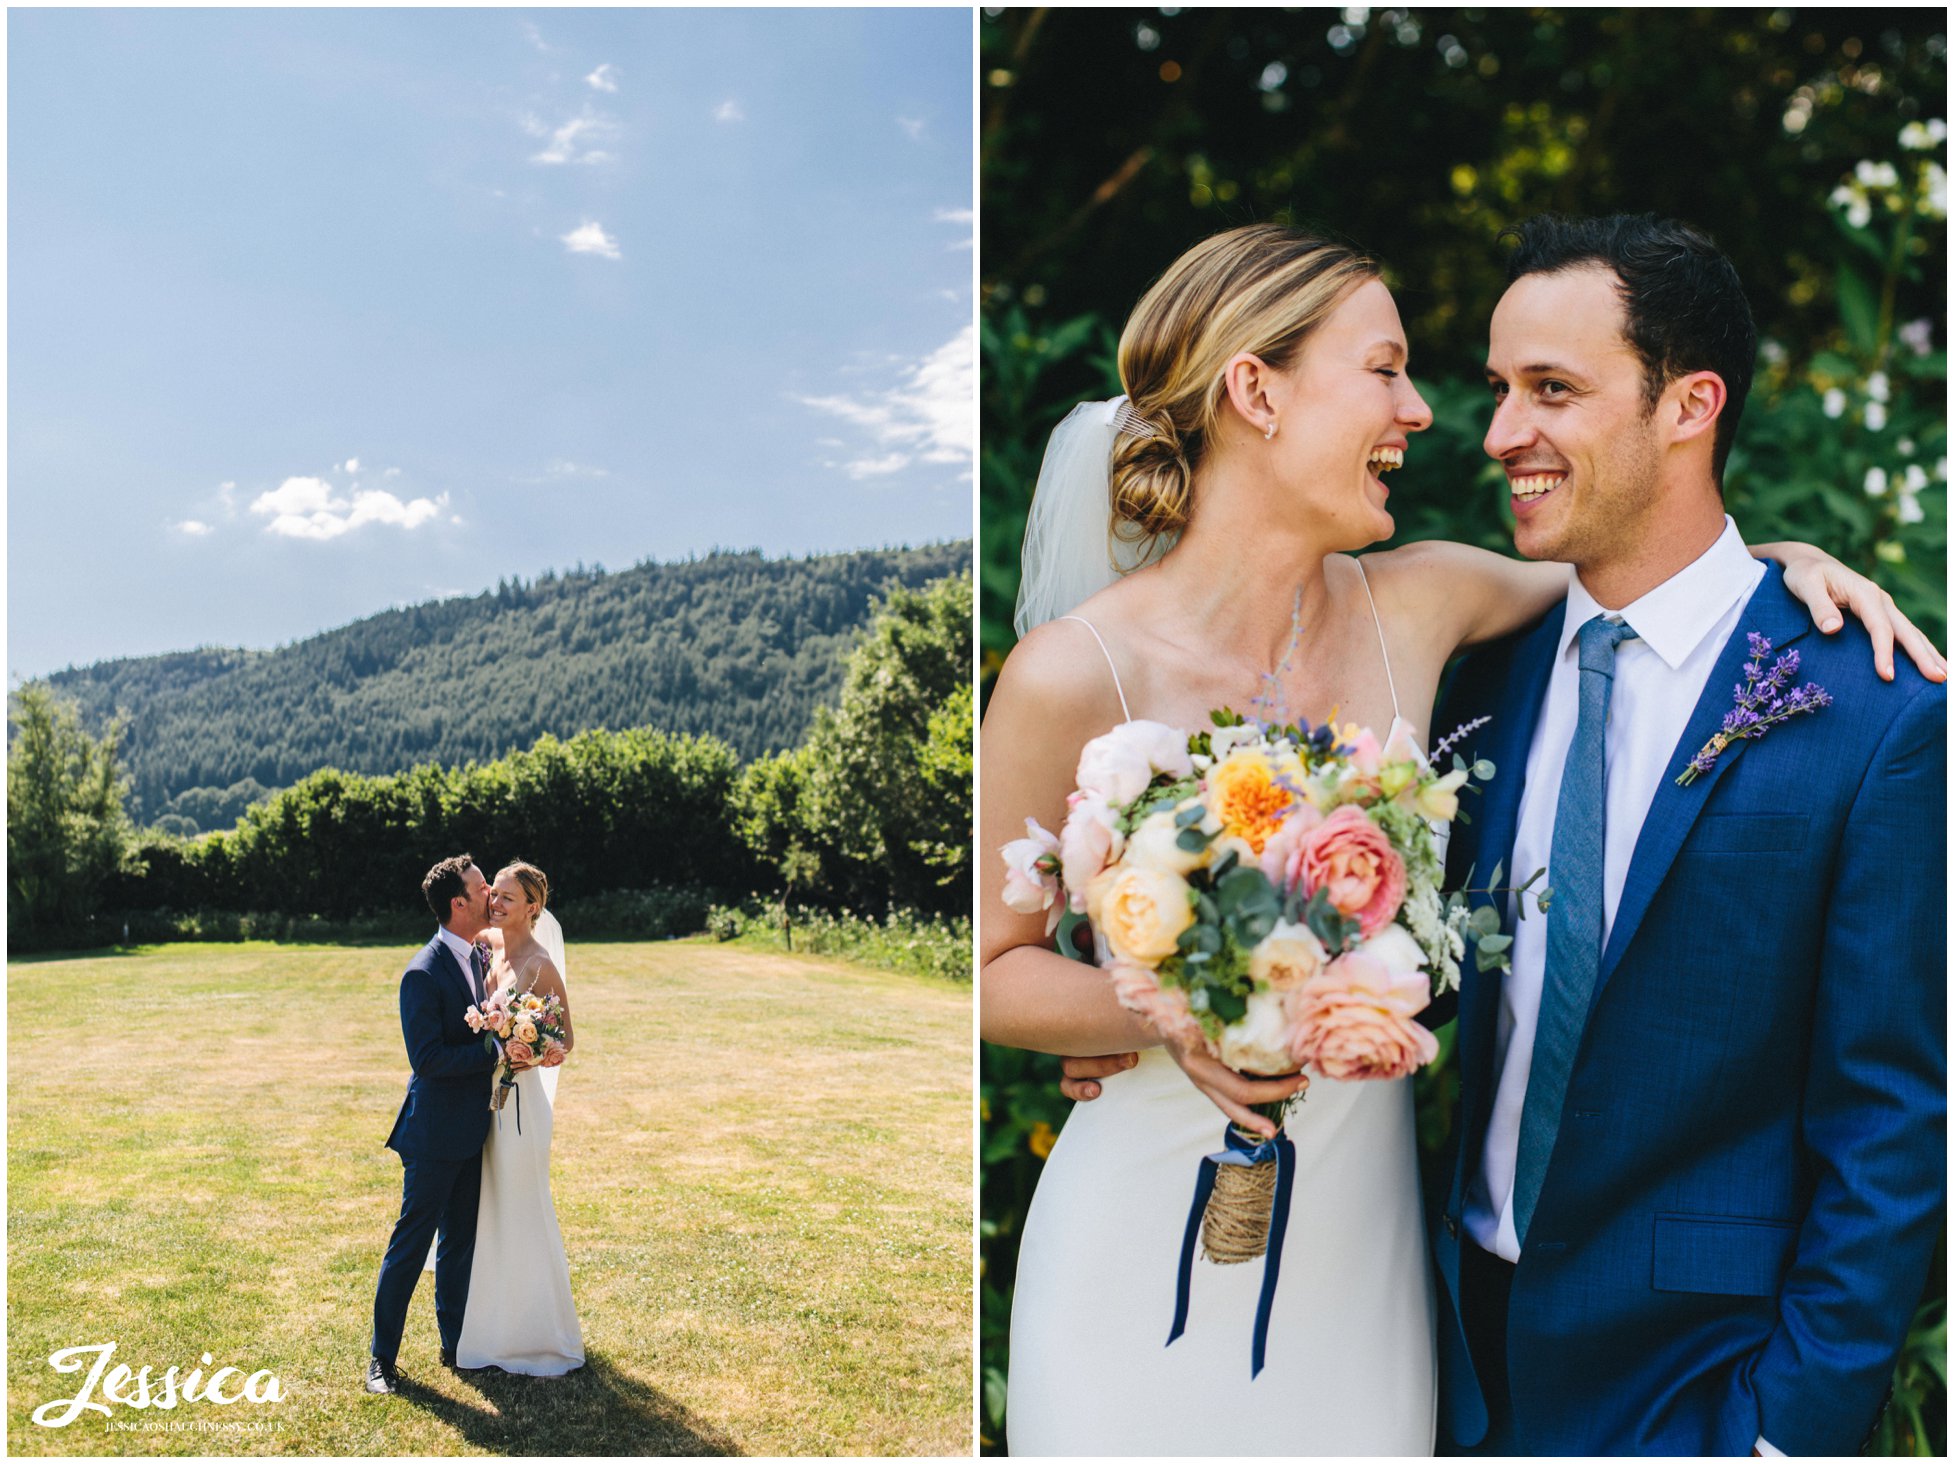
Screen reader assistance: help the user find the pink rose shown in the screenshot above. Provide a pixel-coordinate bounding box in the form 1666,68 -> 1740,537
541,1038 -> 567,1068
1107,960 -> 1212,1056
1257,803 -> 1326,894
1298,805 -> 1407,936
1075,719 -> 1194,806
1287,950 -> 1437,1082
1000,817 -> 1063,932
505,1040 -> 535,1066
1059,795 -> 1123,913
464,1006 -> 486,1033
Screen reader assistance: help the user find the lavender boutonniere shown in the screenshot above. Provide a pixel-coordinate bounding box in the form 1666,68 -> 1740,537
1676,632 -> 1832,786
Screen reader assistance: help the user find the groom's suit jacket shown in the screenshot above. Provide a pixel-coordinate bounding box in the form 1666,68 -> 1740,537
385,933 -> 499,1161
1431,563 -> 1945,1456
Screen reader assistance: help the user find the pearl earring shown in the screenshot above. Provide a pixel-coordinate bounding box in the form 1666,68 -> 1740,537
1264,418 -> 1278,441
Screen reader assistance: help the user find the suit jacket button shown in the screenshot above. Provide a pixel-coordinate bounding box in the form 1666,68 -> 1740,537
1445,1215 -> 1459,1238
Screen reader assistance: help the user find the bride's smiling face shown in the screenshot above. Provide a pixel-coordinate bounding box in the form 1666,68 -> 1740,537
1237,279 -> 1432,549
488,873 -> 532,930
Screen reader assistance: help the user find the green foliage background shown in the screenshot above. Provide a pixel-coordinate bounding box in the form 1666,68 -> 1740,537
38,542 -> 968,826
979,8 -> 1945,1453
10,569 -> 974,958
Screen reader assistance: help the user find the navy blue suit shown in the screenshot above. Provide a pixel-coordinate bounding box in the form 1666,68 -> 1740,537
370,932 -> 499,1365
1432,564 -> 1945,1454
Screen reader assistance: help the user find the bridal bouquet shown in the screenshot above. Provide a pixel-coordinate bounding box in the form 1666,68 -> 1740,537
465,987 -> 569,1117
1001,707 -> 1527,1375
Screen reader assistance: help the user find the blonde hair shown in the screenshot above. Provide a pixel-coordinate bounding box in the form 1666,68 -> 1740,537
1110,224 -> 1380,555
498,860 -> 550,926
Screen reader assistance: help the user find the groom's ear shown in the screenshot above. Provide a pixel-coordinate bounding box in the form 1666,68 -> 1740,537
1664,369 -> 1727,449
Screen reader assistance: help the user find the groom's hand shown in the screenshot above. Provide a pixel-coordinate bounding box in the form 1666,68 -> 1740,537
1058,1052 -> 1138,1101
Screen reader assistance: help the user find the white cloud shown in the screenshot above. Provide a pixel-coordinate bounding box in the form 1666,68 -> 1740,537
344,456 -> 360,473
935,205 -> 975,251
795,324 -> 974,483
586,63 -> 618,93
897,116 -> 926,140
383,467 -> 401,478
249,475 -> 448,541
560,221 -> 621,260
519,21 -> 551,54
529,110 -> 619,166
175,520 -> 213,537
549,460 -> 609,478
715,99 -> 745,123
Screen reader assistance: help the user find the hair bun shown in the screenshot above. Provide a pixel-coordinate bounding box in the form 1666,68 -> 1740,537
1109,421 -> 1192,543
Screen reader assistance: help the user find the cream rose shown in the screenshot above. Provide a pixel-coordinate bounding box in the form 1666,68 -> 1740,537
1125,804 -> 1213,876
1001,817 -> 1062,928
1218,988 -> 1298,1075
1099,867 -> 1195,965
1075,719 -> 1194,805
1249,920 -> 1330,990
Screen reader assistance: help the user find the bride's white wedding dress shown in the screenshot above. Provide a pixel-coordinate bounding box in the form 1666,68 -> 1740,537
437,910 -> 585,1376
1006,567 -> 1437,1457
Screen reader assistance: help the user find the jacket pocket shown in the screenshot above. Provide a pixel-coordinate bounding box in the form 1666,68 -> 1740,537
1652,1213 -> 1798,1296
1681,812 -> 1809,856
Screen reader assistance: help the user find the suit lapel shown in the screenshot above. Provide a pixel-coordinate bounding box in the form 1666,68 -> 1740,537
1453,603 -> 1566,1193
1590,565 -> 1810,1003
430,933 -> 478,1010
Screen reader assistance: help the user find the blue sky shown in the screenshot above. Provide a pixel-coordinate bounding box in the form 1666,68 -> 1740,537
9,8 -> 973,675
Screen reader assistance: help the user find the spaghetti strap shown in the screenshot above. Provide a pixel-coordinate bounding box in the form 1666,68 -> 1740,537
1352,559 -> 1402,725
1057,615 -> 1133,723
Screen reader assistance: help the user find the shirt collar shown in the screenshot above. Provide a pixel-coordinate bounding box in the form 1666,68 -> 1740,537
436,924 -> 478,971
1556,515 -> 1764,672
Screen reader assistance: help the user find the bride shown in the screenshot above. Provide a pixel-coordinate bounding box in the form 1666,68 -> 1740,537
444,860 -> 585,1375
979,223 -> 1939,1454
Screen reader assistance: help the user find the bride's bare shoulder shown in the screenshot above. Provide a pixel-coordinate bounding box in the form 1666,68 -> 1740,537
991,594 -> 1143,732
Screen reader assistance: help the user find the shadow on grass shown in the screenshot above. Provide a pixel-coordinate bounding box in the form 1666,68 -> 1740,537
394,1351 -> 741,1456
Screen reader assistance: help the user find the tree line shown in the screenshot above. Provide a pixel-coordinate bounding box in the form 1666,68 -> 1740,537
40,542 -> 969,825
9,571 -> 972,950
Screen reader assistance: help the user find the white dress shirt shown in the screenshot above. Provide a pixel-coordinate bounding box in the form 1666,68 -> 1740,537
436,924 -> 484,1006
1465,517 -> 1764,1261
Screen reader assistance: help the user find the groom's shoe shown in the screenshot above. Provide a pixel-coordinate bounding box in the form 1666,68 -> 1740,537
365,1357 -> 400,1395
440,1346 -> 456,1368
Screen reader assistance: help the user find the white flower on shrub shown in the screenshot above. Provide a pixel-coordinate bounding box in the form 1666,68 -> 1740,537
1923,162 -> 1947,220
1866,400 -> 1888,431
1865,466 -> 1889,498
1823,388 -> 1848,418
1898,491 -> 1926,526
1857,159 -> 1901,189
1867,371 -> 1891,403
1900,119 -> 1948,151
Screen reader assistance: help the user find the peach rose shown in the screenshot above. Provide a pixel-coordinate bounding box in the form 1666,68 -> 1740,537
1075,719 -> 1194,806
541,1038 -> 568,1067
516,1019 -> 539,1045
1059,795 -> 1123,913
1108,960 -> 1210,1054
1257,803 -> 1326,895
1098,867 -> 1195,966
1298,805 -> 1407,936
1287,950 -> 1436,1082
505,1040 -> 536,1066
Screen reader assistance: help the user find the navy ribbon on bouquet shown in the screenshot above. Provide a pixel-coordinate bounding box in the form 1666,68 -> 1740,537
1166,1122 -> 1297,1379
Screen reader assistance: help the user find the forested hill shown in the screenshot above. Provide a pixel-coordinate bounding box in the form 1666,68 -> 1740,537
41,542 -> 970,826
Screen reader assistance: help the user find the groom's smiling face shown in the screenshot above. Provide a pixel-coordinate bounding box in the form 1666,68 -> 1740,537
1483,265 -> 1664,568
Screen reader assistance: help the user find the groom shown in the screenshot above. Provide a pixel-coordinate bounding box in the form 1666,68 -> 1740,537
366,854 -> 502,1395
1428,213 -> 1944,1455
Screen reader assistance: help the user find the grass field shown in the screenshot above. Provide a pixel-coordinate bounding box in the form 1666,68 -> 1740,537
8,940 -> 972,1456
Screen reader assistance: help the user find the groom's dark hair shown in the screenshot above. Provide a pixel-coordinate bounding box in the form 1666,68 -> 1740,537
422,854 -> 477,923
1501,213 -> 1756,487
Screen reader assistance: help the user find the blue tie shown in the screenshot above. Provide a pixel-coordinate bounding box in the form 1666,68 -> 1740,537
1511,613 -> 1638,1247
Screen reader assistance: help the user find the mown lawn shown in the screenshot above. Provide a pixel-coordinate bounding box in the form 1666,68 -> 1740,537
8,941 -> 972,1456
